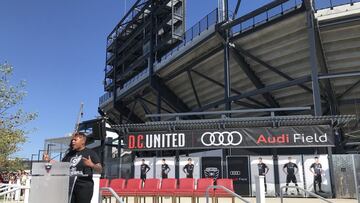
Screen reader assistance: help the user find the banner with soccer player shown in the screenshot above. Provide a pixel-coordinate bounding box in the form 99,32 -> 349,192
278,155 -> 304,196
179,157 -> 200,179
250,156 -> 275,196
155,157 -> 175,179
303,155 -> 331,195
134,157 -> 155,181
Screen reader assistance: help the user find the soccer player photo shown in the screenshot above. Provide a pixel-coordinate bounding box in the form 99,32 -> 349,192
134,158 -> 154,180
250,156 -> 275,196
278,155 -> 304,196
156,157 -> 175,179
140,159 -> 151,182
303,155 -> 331,194
310,157 -> 324,193
183,158 -> 194,178
257,157 -> 269,193
161,159 -> 170,179
283,157 -> 300,195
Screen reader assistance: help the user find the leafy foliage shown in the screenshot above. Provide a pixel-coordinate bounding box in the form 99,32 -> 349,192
0,62 -> 37,170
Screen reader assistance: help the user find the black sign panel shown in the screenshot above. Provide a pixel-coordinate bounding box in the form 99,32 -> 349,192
201,157 -> 222,179
125,125 -> 334,150
227,156 -> 250,196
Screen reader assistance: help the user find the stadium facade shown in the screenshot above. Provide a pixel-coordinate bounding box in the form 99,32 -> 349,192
66,0 -> 360,199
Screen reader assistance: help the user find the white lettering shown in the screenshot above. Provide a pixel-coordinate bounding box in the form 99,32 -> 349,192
314,133 -> 319,142
146,134 -> 152,148
306,135 -> 314,142
293,133 -> 301,142
166,134 -> 172,147
319,133 -> 327,142
178,133 -> 185,147
154,134 -> 161,148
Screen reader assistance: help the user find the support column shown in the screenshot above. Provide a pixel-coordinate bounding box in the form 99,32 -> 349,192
157,92 -> 161,121
306,0 -> 322,116
327,147 -> 336,198
175,151 -> 180,179
272,149 -> 280,196
223,0 -> 231,112
222,0 -> 230,180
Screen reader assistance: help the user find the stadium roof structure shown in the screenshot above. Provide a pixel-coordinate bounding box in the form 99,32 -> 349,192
99,0 -> 360,134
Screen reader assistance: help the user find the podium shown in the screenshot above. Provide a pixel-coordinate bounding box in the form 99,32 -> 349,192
29,162 -> 70,203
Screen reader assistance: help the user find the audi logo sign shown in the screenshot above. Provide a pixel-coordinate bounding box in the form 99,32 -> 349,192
201,131 -> 243,146
230,170 -> 241,176
125,125 -> 334,151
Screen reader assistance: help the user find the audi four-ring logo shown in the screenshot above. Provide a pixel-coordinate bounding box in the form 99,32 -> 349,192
201,131 -> 243,146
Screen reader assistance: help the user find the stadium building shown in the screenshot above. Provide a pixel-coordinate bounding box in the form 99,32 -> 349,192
46,0 -> 360,200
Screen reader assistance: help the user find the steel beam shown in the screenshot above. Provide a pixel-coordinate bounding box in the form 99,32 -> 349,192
305,0 -> 322,116
97,107 -> 117,125
232,0 -> 242,20
338,79 -> 360,100
156,91 -> 161,121
114,101 -> 143,123
192,75 -> 312,112
138,97 -> 172,114
191,70 -> 268,108
314,20 -> 338,115
138,98 -> 153,121
339,98 -> 360,106
164,46 -> 223,82
187,70 -> 202,108
230,47 -> 280,108
220,0 -> 290,30
127,100 -> 138,121
319,71 -> 360,79
151,75 -> 192,113
224,30 -> 231,111
230,44 -> 315,96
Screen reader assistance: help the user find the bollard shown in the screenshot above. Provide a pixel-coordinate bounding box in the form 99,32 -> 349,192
255,175 -> 265,203
91,174 -> 101,203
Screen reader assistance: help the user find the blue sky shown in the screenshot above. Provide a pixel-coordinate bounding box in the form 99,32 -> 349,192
0,0 -> 272,159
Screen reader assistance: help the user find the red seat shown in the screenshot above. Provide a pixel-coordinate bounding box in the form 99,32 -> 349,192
118,179 -> 142,196
99,179 -> 109,196
158,178 -> 177,196
174,178 -> 195,196
102,178 -> 126,197
137,179 -> 160,196
214,179 -> 234,197
100,178 -> 109,188
194,178 -> 214,196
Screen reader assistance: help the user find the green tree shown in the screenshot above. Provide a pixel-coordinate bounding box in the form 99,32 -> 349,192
0,62 -> 37,171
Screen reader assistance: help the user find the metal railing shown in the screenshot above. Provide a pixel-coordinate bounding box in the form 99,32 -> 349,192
0,183 -> 30,203
99,187 -> 124,203
146,107 -> 311,119
99,92 -> 113,106
160,8 -> 218,62
314,0 -> 360,10
230,0 -> 303,35
205,185 -> 250,203
280,186 -> 333,203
